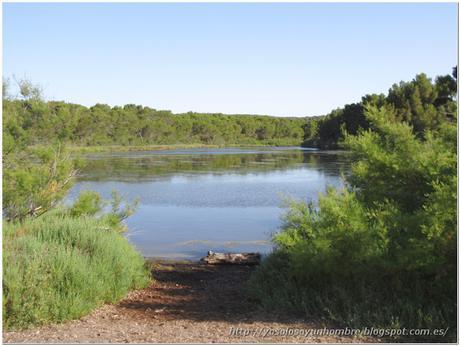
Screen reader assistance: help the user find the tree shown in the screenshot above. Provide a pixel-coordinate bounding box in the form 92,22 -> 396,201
305,70 -> 457,149
15,77 -> 43,101
3,144 -> 77,220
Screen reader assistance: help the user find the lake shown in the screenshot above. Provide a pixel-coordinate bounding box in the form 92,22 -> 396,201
69,147 -> 349,259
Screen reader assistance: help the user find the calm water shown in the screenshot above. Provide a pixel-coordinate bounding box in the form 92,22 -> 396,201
69,147 -> 349,259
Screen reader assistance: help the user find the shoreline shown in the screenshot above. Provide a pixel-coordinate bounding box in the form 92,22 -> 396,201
66,143 -> 306,154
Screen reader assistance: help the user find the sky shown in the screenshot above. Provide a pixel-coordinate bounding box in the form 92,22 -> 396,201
3,3 -> 458,117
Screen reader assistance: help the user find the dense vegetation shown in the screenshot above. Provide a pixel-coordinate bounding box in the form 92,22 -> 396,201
3,208 -> 149,329
2,82 -> 150,329
3,94 -> 306,149
303,69 -> 457,149
248,70 -> 457,341
3,165 -> 149,330
3,70 -> 456,152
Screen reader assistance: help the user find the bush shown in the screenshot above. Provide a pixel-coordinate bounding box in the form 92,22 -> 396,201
69,190 -> 103,217
69,190 -> 139,232
3,211 -> 150,329
247,105 -> 457,341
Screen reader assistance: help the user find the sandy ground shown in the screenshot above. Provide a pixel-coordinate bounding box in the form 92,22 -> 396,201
3,262 -> 379,343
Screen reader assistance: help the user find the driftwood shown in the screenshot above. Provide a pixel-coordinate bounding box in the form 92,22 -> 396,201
201,251 -> 261,265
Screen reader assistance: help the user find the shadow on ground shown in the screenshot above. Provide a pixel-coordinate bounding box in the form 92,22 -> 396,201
118,261 -> 296,324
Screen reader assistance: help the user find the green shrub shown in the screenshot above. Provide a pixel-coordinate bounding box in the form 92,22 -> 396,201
3,144 -> 77,221
247,105 -> 457,341
69,190 -> 139,232
69,190 -> 103,217
3,211 -> 150,329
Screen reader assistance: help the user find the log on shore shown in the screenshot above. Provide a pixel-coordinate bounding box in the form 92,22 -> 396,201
201,251 -> 261,265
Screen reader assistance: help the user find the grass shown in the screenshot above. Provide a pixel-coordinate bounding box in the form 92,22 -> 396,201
3,210 -> 150,330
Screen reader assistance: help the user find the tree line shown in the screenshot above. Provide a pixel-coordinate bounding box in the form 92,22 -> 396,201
3,69 -> 457,153
3,88 -> 306,149
303,68 -> 457,148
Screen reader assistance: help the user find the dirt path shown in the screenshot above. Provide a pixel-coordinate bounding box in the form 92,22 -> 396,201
3,261 -> 378,343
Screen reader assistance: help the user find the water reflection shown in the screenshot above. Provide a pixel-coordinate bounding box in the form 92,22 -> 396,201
69,147 -> 349,259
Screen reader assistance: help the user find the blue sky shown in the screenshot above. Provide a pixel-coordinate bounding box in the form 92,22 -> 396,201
3,3 -> 458,117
